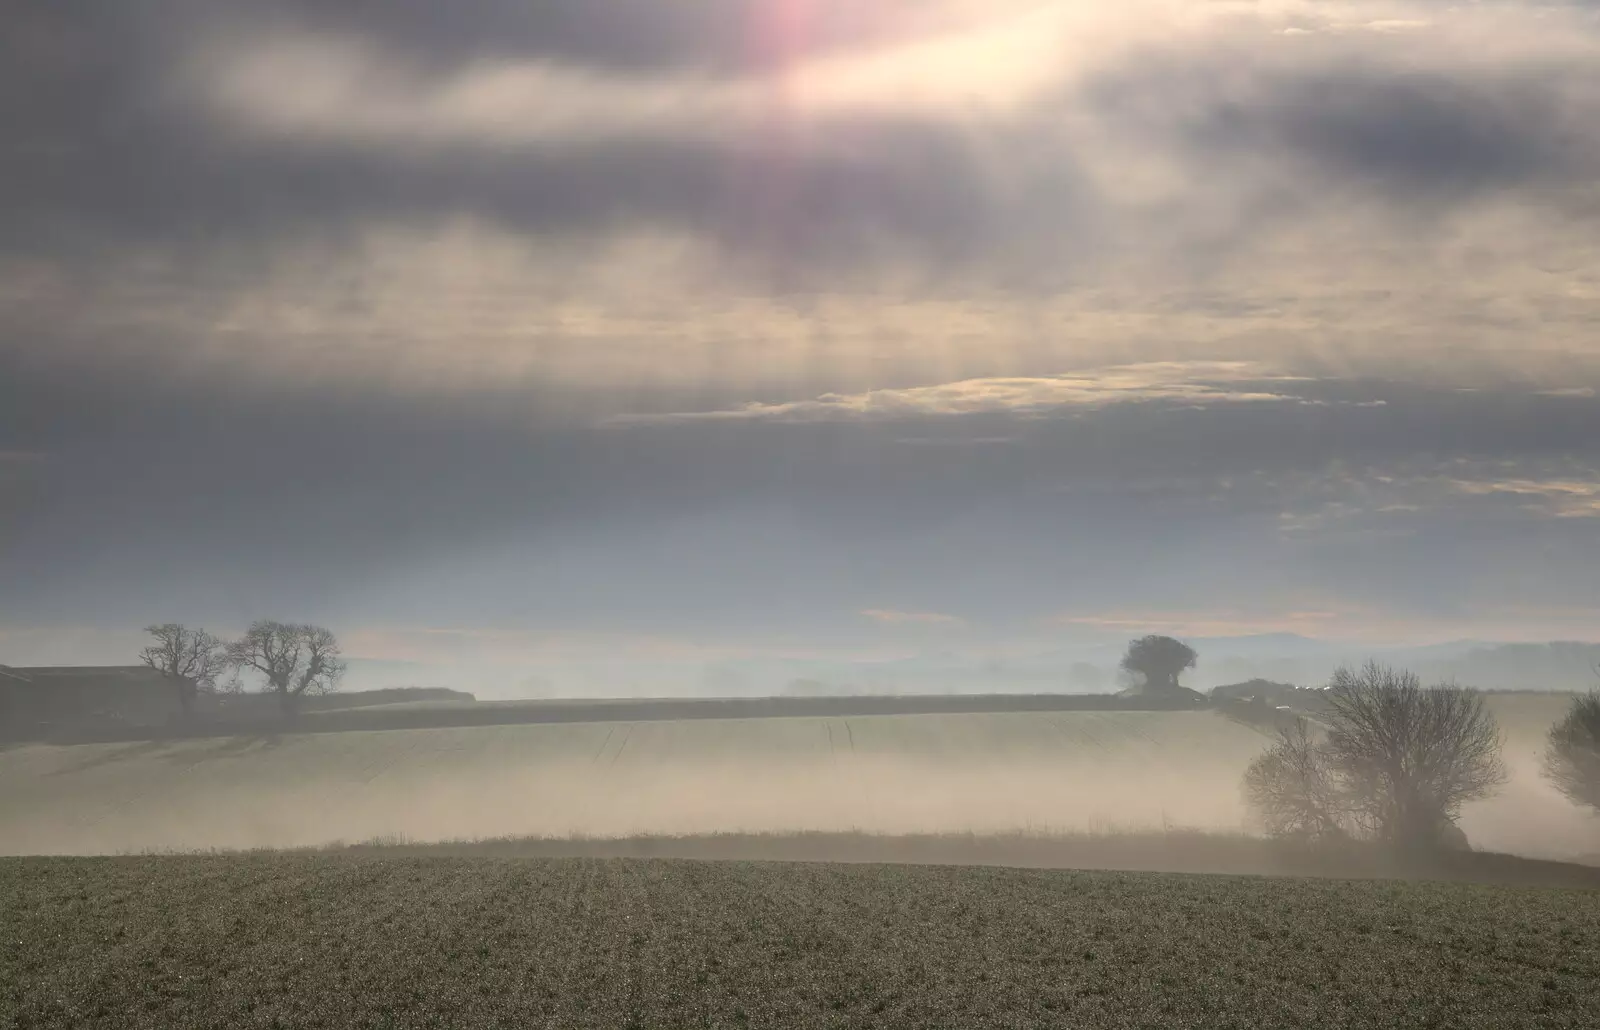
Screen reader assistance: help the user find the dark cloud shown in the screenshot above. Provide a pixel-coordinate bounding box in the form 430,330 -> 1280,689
261,0 -> 930,75
3,0 -> 925,93
1266,71 -> 1576,194
4,2 -> 1600,649
1085,51 -> 1600,204
7,2 -> 1598,272
0,2 -> 1027,255
4,120 -> 1039,281
0,7 -> 1065,275
3,349 -> 1597,634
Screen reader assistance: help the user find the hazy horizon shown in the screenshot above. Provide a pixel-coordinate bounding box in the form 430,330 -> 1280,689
3,697 -> 1588,860
7,628 -> 1600,701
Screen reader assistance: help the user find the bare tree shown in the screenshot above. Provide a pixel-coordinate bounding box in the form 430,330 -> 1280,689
1324,663 -> 1505,848
1242,662 -> 1505,851
1545,691 -> 1600,815
1242,719 -> 1352,841
138,623 -> 224,718
1120,635 -> 1198,694
224,620 -> 346,716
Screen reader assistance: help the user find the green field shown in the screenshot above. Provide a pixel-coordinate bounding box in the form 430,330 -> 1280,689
5,855 -> 1600,1029
0,696 -> 1589,858
0,710 -> 1265,854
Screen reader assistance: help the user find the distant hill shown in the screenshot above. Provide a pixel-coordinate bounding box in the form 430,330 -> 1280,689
1408,642 -> 1600,692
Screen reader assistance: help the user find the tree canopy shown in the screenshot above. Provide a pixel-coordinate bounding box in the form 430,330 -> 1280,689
1119,635 -> 1198,694
138,623 -> 225,717
1545,690 -> 1600,815
1243,662 -> 1505,851
224,621 -> 345,715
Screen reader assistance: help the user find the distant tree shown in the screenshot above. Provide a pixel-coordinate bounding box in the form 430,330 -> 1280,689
1545,690 -> 1600,816
1243,662 -> 1505,851
1120,635 -> 1198,694
138,623 -> 225,718
224,621 -> 345,716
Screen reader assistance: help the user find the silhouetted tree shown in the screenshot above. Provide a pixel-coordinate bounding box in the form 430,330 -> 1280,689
1324,664 -> 1504,848
138,623 -> 224,718
1120,635 -> 1198,694
1242,718 -> 1351,841
1545,690 -> 1600,816
225,620 -> 345,716
1243,662 -> 1505,851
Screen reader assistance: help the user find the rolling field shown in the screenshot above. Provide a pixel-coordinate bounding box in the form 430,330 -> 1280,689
1,694 -> 1590,858
0,710 -> 1264,854
6,855 -> 1600,1029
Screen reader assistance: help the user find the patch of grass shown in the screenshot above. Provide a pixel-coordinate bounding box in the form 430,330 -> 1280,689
5,855 -> 1600,1028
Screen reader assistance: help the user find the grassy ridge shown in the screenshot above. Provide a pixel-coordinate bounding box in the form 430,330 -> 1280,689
5,855 -> 1599,1029
314,829 -> 1600,889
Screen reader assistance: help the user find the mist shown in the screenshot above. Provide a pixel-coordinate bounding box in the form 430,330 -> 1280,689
3,0 -> 1600,870
2,700 -> 1590,862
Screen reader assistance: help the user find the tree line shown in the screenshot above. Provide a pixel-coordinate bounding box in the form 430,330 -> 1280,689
138,621 -> 345,718
1241,661 -> 1600,852
1117,634 -> 1600,853
139,622 -> 1600,840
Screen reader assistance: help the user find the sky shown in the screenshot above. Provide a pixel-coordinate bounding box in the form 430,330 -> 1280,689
3,1 -> 1600,686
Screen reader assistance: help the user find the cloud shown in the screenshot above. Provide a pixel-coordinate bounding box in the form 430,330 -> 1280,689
7,1 -> 1600,401
228,0 -> 999,78
609,362 -> 1326,424
860,609 -> 964,626
5,1 -> 1600,652
1259,457 -> 1600,537
891,435 -> 1020,446
1051,610 -> 1345,638
3,357 -> 1597,649
1447,477 -> 1600,518
193,7 -> 1077,150
196,37 -> 748,149
1362,21 -> 1431,35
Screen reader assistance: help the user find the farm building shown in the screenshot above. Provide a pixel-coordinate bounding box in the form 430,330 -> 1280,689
0,665 -> 178,738
1210,679 -> 1308,705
